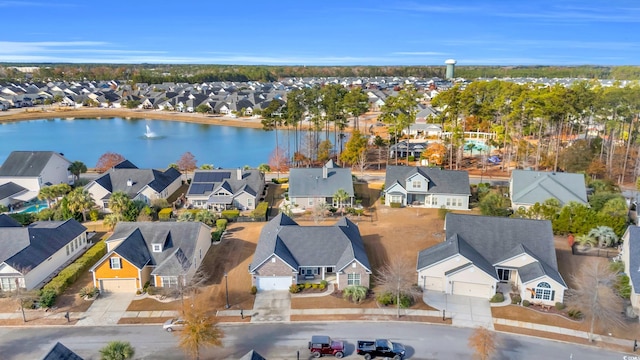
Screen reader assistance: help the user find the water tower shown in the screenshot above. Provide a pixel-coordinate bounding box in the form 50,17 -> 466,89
445,59 -> 457,79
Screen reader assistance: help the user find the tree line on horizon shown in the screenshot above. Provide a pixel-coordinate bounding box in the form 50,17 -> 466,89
2,64 -> 640,82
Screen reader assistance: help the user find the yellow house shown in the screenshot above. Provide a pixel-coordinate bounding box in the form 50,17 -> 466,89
90,221 -> 211,293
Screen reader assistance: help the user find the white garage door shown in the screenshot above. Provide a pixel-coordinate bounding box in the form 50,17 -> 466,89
423,276 -> 444,292
256,276 -> 292,291
452,281 -> 492,298
99,279 -> 137,293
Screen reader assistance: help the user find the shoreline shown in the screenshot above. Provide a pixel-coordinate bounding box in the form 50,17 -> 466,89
0,107 -> 267,129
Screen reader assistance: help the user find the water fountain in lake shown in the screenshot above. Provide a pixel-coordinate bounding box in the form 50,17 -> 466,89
141,124 -> 164,139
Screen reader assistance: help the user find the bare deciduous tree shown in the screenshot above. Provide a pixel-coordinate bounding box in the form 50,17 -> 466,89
568,258 -> 626,342
373,255 -> 422,318
468,326 -> 498,360
176,294 -> 224,360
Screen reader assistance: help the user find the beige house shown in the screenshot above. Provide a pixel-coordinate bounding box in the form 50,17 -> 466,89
417,214 -> 567,305
249,213 -> 371,291
0,216 -> 87,291
621,226 -> 640,318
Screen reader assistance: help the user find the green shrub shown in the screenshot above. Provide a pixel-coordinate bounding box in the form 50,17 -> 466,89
568,309 -> 583,320
250,286 -> 257,295
376,291 -> 394,306
143,281 -> 150,292
490,292 -> 505,303
221,209 -> 240,220
158,208 -> 172,221
438,206 -> 450,220
312,283 -> 319,289
342,285 -> 368,303
522,300 -> 530,307
89,209 -> 100,221
614,274 -> 632,299
79,286 -> 99,298
136,290 -> 142,295
42,240 -> 106,296
555,302 -> 566,310
609,260 -> 625,274
390,202 -> 402,208
304,282 -> 312,289
319,283 -> 326,290
289,284 -> 301,293
408,155 -> 415,162
511,294 -> 522,305
146,286 -> 160,295
399,294 -> 412,308
211,229 -> 224,242
320,280 -> 328,287
251,202 -> 269,220
39,289 -> 57,308
216,218 -> 228,230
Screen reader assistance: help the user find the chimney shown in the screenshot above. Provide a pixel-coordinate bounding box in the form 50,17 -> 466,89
322,166 -> 328,179
126,179 -> 133,187
237,168 -> 242,180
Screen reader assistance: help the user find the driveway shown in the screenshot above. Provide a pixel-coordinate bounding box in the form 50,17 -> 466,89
75,292 -> 135,326
250,291 -> 290,323
423,290 -> 493,329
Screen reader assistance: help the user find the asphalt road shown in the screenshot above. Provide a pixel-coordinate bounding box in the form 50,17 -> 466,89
0,322 -> 630,360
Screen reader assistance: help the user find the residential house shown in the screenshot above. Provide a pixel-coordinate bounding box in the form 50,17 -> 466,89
417,214 -> 567,305
249,213 -> 371,291
388,140 -> 428,159
510,170 -> 588,211
0,151 -> 73,203
620,226 -> 640,319
85,160 -> 182,212
384,166 -> 470,209
288,160 -> 354,211
0,218 -> 87,291
90,222 -> 211,293
240,350 -> 266,360
186,168 -> 265,211
42,342 -> 83,360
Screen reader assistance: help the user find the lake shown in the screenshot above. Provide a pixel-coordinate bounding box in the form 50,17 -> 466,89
0,118 -> 280,169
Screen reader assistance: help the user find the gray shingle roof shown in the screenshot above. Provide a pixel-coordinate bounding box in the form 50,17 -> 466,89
92,166 -> 180,199
42,342 -> 83,360
0,219 -> 87,271
0,182 -> 27,200
0,214 -> 21,227
187,169 -> 264,201
417,233 -> 498,279
384,166 -> 471,195
288,162 -> 354,198
443,213 -> 566,287
239,350 -> 266,360
250,213 -> 370,273
626,226 -> 640,293
0,151 -> 69,177
96,222 -> 209,277
510,170 -> 588,206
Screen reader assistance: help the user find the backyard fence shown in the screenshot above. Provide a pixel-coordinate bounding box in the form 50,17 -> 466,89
571,244 -> 620,259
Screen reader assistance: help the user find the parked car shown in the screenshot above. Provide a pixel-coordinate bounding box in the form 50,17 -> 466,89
357,339 -> 405,360
163,318 -> 186,332
308,335 -> 345,358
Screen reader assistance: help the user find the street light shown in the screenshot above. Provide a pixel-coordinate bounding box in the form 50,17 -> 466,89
224,272 -> 230,309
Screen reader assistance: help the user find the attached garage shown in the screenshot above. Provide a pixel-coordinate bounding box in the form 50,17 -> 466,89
452,281 -> 492,298
423,276 -> 444,292
99,279 -> 137,293
255,276 -> 292,291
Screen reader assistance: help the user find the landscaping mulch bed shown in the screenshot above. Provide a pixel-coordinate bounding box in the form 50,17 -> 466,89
492,305 -> 585,331
290,314 -> 451,324
118,316 -> 173,325
126,298 -> 180,311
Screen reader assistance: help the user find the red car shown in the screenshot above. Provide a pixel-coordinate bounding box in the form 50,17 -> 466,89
308,335 -> 345,358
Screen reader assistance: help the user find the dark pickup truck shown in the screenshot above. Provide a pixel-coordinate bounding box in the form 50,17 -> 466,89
356,339 -> 405,360
309,335 -> 345,358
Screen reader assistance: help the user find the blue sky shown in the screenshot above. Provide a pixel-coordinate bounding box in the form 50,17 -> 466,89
1,0 -> 638,66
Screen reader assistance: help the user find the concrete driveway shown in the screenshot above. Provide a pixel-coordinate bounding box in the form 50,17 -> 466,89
250,291 -> 290,323
76,292 -> 135,326
423,290 -> 493,329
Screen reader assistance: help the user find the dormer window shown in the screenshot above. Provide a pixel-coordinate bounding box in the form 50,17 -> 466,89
152,244 -> 162,252
412,180 -> 421,188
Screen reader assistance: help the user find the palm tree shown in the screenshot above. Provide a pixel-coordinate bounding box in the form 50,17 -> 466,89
587,226 -> 619,247
67,161 -> 87,182
37,186 -> 56,208
108,191 -> 132,216
194,210 -> 216,227
333,188 -> 350,215
99,341 -> 135,360
66,187 -> 95,222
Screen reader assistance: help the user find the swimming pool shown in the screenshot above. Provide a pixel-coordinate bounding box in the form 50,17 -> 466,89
18,202 -> 48,214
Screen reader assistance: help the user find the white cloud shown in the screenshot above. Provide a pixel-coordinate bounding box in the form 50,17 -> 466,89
0,41 -> 108,54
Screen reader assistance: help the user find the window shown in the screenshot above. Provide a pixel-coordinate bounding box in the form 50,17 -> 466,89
162,276 -> 178,288
412,180 -> 421,189
152,244 -> 162,252
199,249 -> 202,259
308,198 -> 314,206
103,201 -> 109,209
497,268 -> 510,281
347,273 -> 361,286
110,257 -> 122,270
66,245 -> 70,256
247,198 -> 253,207
534,282 -> 553,301
446,198 -> 451,206
1,277 -> 19,291
430,196 -> 438,206
390,195 -> 402,204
